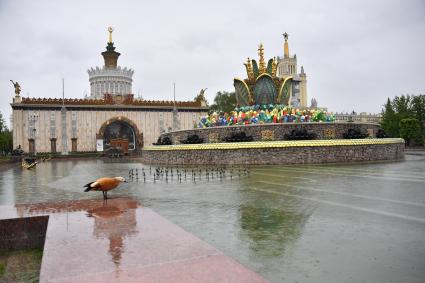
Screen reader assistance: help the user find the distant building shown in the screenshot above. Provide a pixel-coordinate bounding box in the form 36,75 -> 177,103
11,28 -> 208,155
334,112 -> 382,123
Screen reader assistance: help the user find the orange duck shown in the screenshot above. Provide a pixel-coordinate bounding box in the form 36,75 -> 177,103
84,177 -> 127,199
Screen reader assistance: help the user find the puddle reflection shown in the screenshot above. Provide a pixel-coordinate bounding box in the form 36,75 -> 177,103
87,199 -> 138,266
15,198 -> 139,268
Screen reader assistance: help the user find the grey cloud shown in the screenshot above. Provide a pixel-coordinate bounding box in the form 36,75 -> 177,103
1,0 -> 424,127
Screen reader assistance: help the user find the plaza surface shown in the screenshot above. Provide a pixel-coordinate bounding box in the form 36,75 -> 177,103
0,152 -> 425,282
1,198 -> 265,282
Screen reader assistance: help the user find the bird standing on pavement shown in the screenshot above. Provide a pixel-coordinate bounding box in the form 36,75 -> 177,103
83,177 -> 127,200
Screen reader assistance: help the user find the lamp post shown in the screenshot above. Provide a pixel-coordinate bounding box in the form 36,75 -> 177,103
29,113 -> 39,155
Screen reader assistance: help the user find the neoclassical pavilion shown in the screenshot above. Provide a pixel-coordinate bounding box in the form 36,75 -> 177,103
11,28 -> 208,154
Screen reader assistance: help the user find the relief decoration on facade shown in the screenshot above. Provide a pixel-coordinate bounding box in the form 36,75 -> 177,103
261,130 -> 275,141
208,133 -> 219,143
323,128 -> 336,139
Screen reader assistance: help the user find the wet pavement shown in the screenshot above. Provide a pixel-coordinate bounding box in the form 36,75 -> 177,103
0,153 -> 425,282
1,198 -> 265,282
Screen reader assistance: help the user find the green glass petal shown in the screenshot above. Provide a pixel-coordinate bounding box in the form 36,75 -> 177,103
253,75 -> 277,105
234,79 -> 251,106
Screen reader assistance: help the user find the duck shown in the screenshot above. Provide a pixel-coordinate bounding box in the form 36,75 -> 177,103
83,177 -> 127,200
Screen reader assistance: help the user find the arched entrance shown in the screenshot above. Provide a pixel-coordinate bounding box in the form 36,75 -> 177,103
97,117 -> 143,154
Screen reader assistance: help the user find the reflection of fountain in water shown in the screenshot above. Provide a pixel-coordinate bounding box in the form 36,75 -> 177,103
239,205 -> 311,258
237,176 -> 313,259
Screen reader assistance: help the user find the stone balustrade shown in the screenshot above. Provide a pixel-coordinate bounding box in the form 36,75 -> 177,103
159,122 -> 382,144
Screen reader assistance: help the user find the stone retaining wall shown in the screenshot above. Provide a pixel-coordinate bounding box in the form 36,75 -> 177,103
160,122 -> 381,144
0,216 -> 49,252
141,139 -> 405,165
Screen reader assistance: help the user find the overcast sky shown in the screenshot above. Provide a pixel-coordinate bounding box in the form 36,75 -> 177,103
1,0 -> 424,127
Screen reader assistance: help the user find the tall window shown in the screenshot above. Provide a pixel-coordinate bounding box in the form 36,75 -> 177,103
50,111 -> 56,139
28,139 -> 35,154
192,113 -> 197,128
159,113 -> 164,133
71,111 -> 77,139
28,111 -> 36,139
50,138 -> 57,153
71,138 -> 77,152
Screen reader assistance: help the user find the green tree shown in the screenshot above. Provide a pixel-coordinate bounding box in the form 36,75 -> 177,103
381,98 -> 399,137
392,95 -> 411,119
399,118 -> 423,146
0,112 -> 5,132
410,95 -> 425,133
0,112 -> 13,155
381,94 -> 425,141
0,130 -> 13,155
209,91 -> 236,113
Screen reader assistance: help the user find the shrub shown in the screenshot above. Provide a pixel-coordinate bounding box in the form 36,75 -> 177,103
223,132 -> 253,143
376,129 -> 388,138
153,136 -> 172,145
342,128 -> 369,139
181,134 -> 204,144
284,128 -> 317,140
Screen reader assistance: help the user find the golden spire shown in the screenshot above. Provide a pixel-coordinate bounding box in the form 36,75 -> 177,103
258,43 -> 266,73
244,57 -> 254,80
272,57 -> 278,77
283,32 -> 289,58
108,26 -> 114,43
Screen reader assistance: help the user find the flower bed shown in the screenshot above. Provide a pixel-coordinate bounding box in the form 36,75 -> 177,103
196,105 -> 334,128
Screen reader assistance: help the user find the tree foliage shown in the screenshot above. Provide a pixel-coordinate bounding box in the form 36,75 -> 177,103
0,112 -> 5,133
0,112 -> 13,155
399,118 -> 422,146
209,91 -> 236,113
381,98 -> 398,137
381,94 -> 425,145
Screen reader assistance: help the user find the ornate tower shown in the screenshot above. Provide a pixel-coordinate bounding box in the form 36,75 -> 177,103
276,33 -> 308,107
102,27 -> 121,68
277,33 -> 297,77
88,27 -> 134,100
283,32 -> 289,58
299,66 -> 307,107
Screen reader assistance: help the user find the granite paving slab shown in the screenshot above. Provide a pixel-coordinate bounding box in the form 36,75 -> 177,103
1,198 -> 266,283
